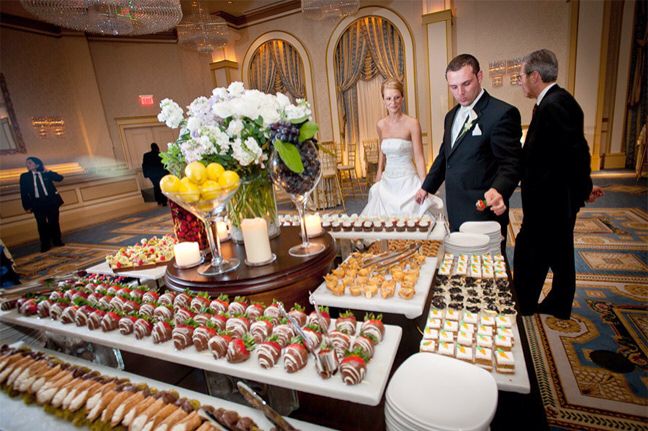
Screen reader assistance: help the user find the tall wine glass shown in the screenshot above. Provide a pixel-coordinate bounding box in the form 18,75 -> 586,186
163,184 -> 240,276
269,140 -> 325,257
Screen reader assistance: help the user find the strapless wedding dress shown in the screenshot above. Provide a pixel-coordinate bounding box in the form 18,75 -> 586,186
361,138 -> 441,217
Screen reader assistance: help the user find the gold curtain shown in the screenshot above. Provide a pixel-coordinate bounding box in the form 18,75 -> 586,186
362,16 -> 404,82
270,39 -> 306,99
249,44 -> 276,94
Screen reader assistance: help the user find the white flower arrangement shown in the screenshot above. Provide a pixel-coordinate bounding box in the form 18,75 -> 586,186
158,82 -> 317,178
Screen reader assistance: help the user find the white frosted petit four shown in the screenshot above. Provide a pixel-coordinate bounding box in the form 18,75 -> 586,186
420,339 -> 436,353
437,341 -> 455,356
495,334 -> 513,350
459,322 -> 475,333
457,330 -> 473,346
475,346 -> 493,370
427,318 -> 442,329
496,315 -> 513,328
462,311 -> 479,325
439,330 -> 454,343
497,327 -> 513,338
455,344 -> 474,363
445,308 -> 460,321
429,309 -> 444,319
480,315 -> 496,326
477,325 -> 493,337
495,349 -> 515,373
443,320 -> 459,332
476,334 -> 493,348
423,327 -> 439,340
493,254 -> 505,262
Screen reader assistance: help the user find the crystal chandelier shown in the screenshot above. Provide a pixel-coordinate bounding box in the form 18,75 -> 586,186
301,0 -> 360,20
177,0 -> 229,54
20,0 -> 183,36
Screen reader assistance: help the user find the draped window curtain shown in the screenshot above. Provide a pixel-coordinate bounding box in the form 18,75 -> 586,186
249,40 -> 306,100
334,16 -> 405,176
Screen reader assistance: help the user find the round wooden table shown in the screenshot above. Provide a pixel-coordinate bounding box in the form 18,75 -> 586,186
165,227 -> 336,306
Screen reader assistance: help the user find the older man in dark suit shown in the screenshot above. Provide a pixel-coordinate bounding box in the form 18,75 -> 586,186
416,54 -> 522,239
515,49 -> 603,319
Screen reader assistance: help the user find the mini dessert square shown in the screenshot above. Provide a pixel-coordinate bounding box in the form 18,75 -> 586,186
459,322 -> 475,333
445,308 -> 460,321
457,330 -> 473,346
476,333 -> 493,348
496,315 -> 513,328
429,308 -> 444,319
495,349 -> 515,374
443,319 -> 459,332
495,334 -> 513,350
420,339 -> 437,353
497,327 -> 514,338
455,344 -> 474,363
427,318 -> 442,329
462,310 -> 479,325
438,341 -> 455,356
423,327 -> 439,340
475,346 -> 493,370
477,325 -> 494,337
480,315 -> 496,326
439,330 -> 454,343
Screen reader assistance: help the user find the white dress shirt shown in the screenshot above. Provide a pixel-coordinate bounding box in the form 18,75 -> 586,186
32,171 -> 48,198
451,89 -> 485,146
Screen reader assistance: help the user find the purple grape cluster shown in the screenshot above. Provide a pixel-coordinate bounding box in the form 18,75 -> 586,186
273,140 -> 321,195
270,121 -> 300,144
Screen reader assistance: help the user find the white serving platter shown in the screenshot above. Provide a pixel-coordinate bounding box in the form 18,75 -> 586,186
0,311 -> 401,406
85,261 -> 168,282
328,222 -> 446,241
0,341 -> 332,431
310,258 -> 438,319
492,322 -> 530,394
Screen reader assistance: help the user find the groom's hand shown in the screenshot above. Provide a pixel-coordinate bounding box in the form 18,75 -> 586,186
484,188 -> 506,216
415,189 -> 428,204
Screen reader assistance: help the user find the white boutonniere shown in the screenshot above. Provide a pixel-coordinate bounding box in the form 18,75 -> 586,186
461,109 -> 478,135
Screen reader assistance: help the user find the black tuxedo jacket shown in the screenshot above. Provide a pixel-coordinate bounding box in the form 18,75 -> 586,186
521,85 -> 592,228
422,91 -> 522,231
142,150 -> 167,179
20,170 -> 64,211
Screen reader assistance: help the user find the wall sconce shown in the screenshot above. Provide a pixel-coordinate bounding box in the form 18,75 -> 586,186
488,60 -> 506,88
31,116 -> 64,138
507,58 -> 523,86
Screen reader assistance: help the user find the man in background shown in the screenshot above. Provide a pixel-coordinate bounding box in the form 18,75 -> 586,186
142,143 -> 168,206
515,49 -> 603,319
416,54 -> 522,242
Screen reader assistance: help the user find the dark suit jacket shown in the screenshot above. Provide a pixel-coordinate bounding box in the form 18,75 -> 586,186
521,85 -> 592,228
19,170 -> 64,211
422,91 -> 522,231
142,150 -> 167,180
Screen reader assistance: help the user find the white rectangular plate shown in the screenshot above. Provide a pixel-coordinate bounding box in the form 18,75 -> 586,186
311,258 -> 438,319
492,322 -> 530,394
0,311 -> 402,406
85,261 -> 167,281
0,341 -> 332,431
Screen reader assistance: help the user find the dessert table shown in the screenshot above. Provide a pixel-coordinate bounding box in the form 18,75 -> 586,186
165,226 -> 337,306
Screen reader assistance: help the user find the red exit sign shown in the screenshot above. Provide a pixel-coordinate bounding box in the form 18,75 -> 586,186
139,95 -> 154,106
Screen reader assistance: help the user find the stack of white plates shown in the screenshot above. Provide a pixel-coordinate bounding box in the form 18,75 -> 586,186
444,232 -> 490,255
459,221 -> 503,254
385,353 -> 498,431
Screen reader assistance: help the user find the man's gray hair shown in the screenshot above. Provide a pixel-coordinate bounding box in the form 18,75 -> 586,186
523,49 -> 558,83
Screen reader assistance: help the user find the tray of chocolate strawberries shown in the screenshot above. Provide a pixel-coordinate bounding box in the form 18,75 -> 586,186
0,281 -> 402,406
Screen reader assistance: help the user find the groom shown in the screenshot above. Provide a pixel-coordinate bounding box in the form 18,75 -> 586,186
416,54 -> 522,237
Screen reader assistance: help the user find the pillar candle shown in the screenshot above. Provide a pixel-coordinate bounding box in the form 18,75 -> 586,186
216,221 -> 229,241
241,218 -> 273,264
304,214 -> 323,237
174,242 -> 201,266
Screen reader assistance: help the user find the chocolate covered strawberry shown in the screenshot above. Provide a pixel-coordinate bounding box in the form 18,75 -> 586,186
134,317 -> 153,339
272,321 -> 295,348
245,302 -> 264,320
208,313 -> 227,332
263,300 -> 282,324
139,302 -> 156,317
209,294 -> 229,314
302,324 -> 323,351
98,294 -> 114,310
87,292 -> 103,306
109,295 -> 125,312
226,315 -> 250,339
329,330 -> 351,361
19,298 -> 38,316
101,311 -> 120,332
287,303 -> 307,327
172,321 -> 196,350
37,298 -> 51,318
116,287 -> 132,299
249,317 -> 273,344
152,320 -> 173,344
340,349 -> 368,385
173,290 -> 193,310
208,331 -> 234,359
142,290 -> 160,304
360,313 -> 384,343
49,300 -> 69,321
351,334 -> 375,360
74,305 -> 94,326
227,296 -> 248,315
119,315 -> 137,335
193,311 -> 214,325
154,304 -> 174,322
283,338 -> 308,373
158,291 -> 176,306
307,306 -> 330,331
130,287 -> 147,301
60,305 -> 79,324
122,298 -> 141,314
190,292 -> 210,313
226,335 -> 254,363
335,311 -> 357,336
193,322 -> 218,351
475,198 -> 488,212
174,307 -> 195,325
257,335 -> 282,369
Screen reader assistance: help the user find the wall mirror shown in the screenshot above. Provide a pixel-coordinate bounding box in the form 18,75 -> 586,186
0,73 -> 26,155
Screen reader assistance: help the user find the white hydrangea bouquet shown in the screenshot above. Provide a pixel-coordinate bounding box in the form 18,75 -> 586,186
157,81 -> 319,240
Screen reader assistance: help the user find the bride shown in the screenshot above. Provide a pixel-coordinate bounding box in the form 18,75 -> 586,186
361,78 -> 442,217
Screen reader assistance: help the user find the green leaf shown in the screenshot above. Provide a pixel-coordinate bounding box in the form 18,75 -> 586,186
298,121 -> 318,143
274,140 -> 304,173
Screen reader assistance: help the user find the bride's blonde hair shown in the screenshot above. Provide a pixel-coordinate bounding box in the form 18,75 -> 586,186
381,78 -> 404,98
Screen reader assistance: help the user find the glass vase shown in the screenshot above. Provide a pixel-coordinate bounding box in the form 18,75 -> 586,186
228,170 -> 280,243
168,200 -> 209,250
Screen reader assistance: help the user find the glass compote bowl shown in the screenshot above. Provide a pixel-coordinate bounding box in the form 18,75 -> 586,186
269,140 -> 325,257
163,183 -> 240,276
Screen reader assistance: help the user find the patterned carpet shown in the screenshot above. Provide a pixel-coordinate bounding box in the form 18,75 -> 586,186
509,204 -> 648,430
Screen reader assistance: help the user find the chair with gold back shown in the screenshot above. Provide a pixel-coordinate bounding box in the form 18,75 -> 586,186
336,141 -> 365,196
312,141 -> 345,210
362,138 -> 380,186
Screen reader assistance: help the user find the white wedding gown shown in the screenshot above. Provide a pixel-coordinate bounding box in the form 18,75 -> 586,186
361,138 -> 442,217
